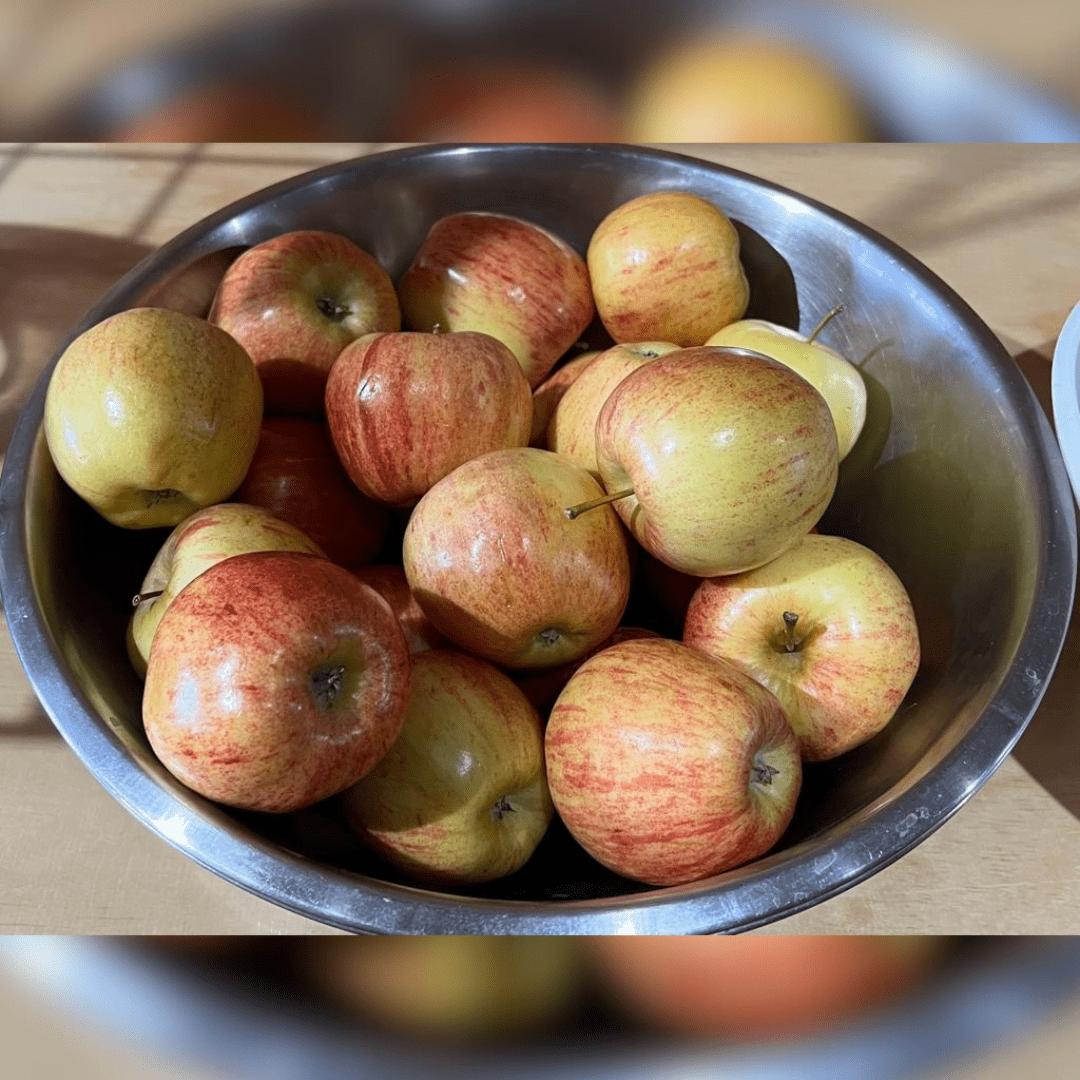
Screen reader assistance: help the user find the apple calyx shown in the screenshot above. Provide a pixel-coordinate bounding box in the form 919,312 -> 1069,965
807,304 -> 844,345
310,662 -> 347,710
146,488 -> 181,507
751,759 -> 781,786
315,296 -> 351,323
132,589 -> 164,607
491,794 -> 518,821
564,487 -> 634,520
538,628 -> 563,646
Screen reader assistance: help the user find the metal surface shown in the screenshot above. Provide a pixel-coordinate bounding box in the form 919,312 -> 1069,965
0,144 -> 1075,933
19,0 -> 1080,142
2,937 -> 1080,1080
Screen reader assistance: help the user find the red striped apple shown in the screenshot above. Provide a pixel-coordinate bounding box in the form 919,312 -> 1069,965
209,230 -> 400,417
403,447 -> 632,669
397,211 -> 595,388
530,349 -> 599,447
143,550 -> 411,813
234,416 -> 388,568
590,346 -> 838,576
324,329 -> 532,507
350,564 -> 449,654
339,649 -> 553,886
545,637 -> 801,885
683,532 -> 921,761
587,191 -> 748,346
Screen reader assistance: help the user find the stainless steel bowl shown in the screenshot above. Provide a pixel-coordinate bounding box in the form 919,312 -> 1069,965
3,937 -> 1080,1080
0,144 -> 1074,933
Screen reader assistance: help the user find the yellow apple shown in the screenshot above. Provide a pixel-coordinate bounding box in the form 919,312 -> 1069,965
707,317 -> 867,458
44,307 -> 263,528
547,340 -> 679,478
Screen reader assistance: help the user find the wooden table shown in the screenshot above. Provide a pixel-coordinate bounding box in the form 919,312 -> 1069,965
1,142 -> 1078,935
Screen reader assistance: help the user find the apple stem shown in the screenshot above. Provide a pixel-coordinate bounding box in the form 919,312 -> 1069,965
564,487 -> 634,520
807,304 -> 845,344
132,590 -> 164,607
782,610 -> 802,652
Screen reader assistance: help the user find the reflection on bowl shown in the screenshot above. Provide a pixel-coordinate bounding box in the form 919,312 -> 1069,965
0,144 -> 1074,933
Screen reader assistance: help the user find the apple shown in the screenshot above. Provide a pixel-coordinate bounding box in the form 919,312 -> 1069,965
706,313 -> 867,458
622,33 -> 871,143
350,564 -> 449,654
397,212 -> 595,388
300,936 -> 586,1041
587,346 -> 838,576
683,532 -> 921,762
143,550 -> 411,813
208,230 -> 400,417
403,447 -> 632,669
547,340 -> 679,477
324,329 -> 532,507
43,306 -> 263,529
584,936 -> 942,1039
530,349 -> 599,448
127,502 -> 327,678
234,416 -> 388,568
339,649 -> 553,886
514,625 -> 661,716
545,637 -> 801,886
586,191 -> 748,346
387,59 -> 620,143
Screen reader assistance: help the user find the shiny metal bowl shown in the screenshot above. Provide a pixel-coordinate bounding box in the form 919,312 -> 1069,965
0,144 -> 1074,933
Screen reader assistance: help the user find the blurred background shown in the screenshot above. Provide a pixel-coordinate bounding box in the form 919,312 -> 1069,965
2,0 -> 1080,143
3,936 -> 1080,1080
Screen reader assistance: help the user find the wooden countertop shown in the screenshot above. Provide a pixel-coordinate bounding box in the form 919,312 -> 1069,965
1,142 -> 1079,935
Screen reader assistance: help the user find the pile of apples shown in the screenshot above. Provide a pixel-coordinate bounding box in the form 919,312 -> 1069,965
42,186 -> 920,892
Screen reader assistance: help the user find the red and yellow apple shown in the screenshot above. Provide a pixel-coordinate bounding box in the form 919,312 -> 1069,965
683,532 -> 921,761
324,329 -> 532,507
545,637 -> 801,885
350,564 -> 449,654
397,211 -> 595,388
530,349 -> 599,448
587,191 -> 748,346
403,447 -> 632,669
592,346 -> 838,576
209,230 -> 400,417
143,550 -> 410,813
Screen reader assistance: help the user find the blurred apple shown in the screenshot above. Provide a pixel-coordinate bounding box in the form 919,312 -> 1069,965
302,936 -> 587,1041
545,637 -> 800,885
586,935 -> 943,1039
587,191 -> 748,347
388,60 -> 620,142
403,447 -> 631,669
350,564 -> 449,654
398,211 -> 595,388
143,551 -> 410,813
707,316 -> 867,459
340,649 -> 553,885
591,347 -> 838,576
43,307 -> 263,529
548,340 -> 679,477
209,230 -> 400,417
108,81 -> 331,142
324,329 -> 532,507
234,416 -> 388,568
623,33 -> 871,143
684,533 -> 920,762
530,349 -> 599,448
127,502 -> 326,678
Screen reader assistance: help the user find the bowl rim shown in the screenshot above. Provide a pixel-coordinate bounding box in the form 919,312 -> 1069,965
1,142 -> 1075,933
